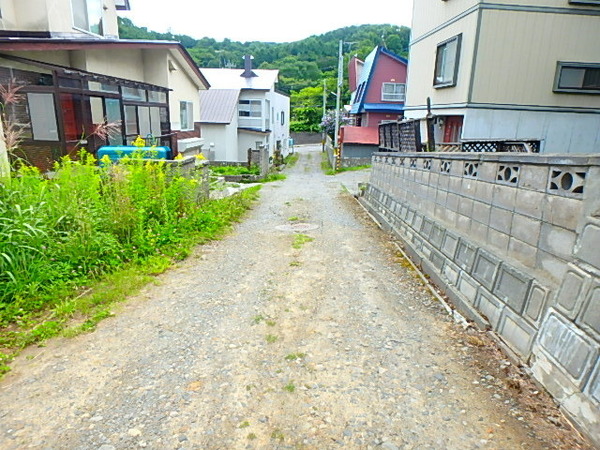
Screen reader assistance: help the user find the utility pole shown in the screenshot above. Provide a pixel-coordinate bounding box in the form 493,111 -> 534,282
334,39 -> 343,148
322,79 -> 327,152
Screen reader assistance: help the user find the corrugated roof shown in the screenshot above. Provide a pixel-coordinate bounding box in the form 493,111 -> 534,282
341,126 -> 379,145
199,89 -> 240,123
200,68 -> 279,90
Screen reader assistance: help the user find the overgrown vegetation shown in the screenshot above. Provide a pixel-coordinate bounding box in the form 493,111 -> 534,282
283,153 -> 300,168
210,165 -> 261,176
0,153 -> 260,374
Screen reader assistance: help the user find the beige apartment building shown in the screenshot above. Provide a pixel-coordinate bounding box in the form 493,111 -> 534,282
0,0 -> 208,171
404,0 -> 600,153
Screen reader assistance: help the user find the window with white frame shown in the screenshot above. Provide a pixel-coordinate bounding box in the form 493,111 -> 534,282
180,101 -> 194,130
238,99 -> 262,117
381,83 -> 406,101
434,34 -> 462,88
554,62 -> 600,94
71,0 -> 103,35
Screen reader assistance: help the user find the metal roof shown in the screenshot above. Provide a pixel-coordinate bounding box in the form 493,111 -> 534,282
0,38 -> 210,89
341,126 -> 379,145
199,89 -> 240,124
200,68 -> 279,91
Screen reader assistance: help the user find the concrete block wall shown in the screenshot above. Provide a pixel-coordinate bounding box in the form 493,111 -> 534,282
360,152 -> 600,444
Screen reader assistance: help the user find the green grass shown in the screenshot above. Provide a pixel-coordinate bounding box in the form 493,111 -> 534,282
283,381 -> 296,393
284,352 -> 306,361
265,334 -> 278,343
284,153 -> 300,167
320,151 -> 371,174
321,152 -> 335,175
0,156 -> 261,377
260,172 -> 286,183
210,165 -> 260,176
292,233 -> 314,249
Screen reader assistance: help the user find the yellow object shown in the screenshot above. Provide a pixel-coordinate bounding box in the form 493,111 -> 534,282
132,135 -> 146,147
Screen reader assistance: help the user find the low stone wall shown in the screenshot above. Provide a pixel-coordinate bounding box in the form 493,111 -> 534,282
291,132 -> 323,145
340,157 -> 372,169
360,152 -> 600,444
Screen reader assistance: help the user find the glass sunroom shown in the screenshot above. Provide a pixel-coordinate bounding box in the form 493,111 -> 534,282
0,53 -> 173,171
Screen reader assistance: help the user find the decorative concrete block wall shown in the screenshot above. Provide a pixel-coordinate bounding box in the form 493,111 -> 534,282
360,152 -> 600,444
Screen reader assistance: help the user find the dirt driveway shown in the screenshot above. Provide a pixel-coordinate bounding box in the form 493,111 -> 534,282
0,145 -> 591,449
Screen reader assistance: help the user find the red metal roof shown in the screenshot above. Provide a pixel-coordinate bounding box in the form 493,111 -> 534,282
340,126 -> 379,145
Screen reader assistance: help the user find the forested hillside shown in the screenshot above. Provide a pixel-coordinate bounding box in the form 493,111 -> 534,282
118,18 -> 411,131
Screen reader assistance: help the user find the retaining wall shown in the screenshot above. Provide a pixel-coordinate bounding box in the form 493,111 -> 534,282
360,152 -> 600,444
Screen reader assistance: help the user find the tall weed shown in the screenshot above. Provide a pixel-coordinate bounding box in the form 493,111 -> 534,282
0,152 -> 256,325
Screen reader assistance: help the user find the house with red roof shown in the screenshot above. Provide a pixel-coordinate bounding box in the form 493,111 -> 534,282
338,46 -> 408,166
348,46 -> 408,128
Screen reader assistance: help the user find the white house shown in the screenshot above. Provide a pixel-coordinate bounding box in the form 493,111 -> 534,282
199,56 -> 290,162
0,0 -> 209,171
403,0 -> 600,154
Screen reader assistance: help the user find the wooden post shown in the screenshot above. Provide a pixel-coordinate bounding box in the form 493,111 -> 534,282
426,97 -> 435,152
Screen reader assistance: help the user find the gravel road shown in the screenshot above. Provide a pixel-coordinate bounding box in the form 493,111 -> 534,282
0,145 -> 590,449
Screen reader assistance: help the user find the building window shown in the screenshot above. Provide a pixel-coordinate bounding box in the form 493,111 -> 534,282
381,83 -> 406,101
27,93 -> 59,141
238,99 -> 262,118
281,111 -> 285,125
71,0 -> 103,35
554,62 -> 600,94
434,34 -> 462,88
180,101 -> 194,131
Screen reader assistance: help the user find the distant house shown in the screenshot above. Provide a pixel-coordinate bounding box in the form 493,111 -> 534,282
348,46 -> 408,128
339,46 -> 407,164
403,0 -> 600,153
0,0 -> 209,171
339,126 -> 379,166
199,56 -> 290,163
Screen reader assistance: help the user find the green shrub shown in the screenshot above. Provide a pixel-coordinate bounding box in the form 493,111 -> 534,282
0,152 -> 259,326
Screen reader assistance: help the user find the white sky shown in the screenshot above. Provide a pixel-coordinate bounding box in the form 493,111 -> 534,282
120,0 -> 414,43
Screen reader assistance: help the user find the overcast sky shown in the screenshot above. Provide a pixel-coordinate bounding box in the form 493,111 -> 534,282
120,0 -> 414,43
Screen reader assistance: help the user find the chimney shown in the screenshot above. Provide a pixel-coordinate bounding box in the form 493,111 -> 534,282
241,55 -> 257,78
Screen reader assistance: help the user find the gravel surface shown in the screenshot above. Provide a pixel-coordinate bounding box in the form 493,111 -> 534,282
0,145 -> 590,449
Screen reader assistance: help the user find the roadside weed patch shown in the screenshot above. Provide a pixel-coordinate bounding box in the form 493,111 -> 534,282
252,314 -> 265,324
210,165 -> 260,176
265,334 -> 278,343
271,429 -> 285,441
289,260 -> 301,267
261,172 -> 286,183
292,234 -> 314,249
284,352 -> 306,361
0,155 -> 260,376
283,381 -> 296,393
284,153 -> 299,167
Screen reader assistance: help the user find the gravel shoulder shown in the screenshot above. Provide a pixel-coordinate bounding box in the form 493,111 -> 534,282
0,145 -> 591,449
